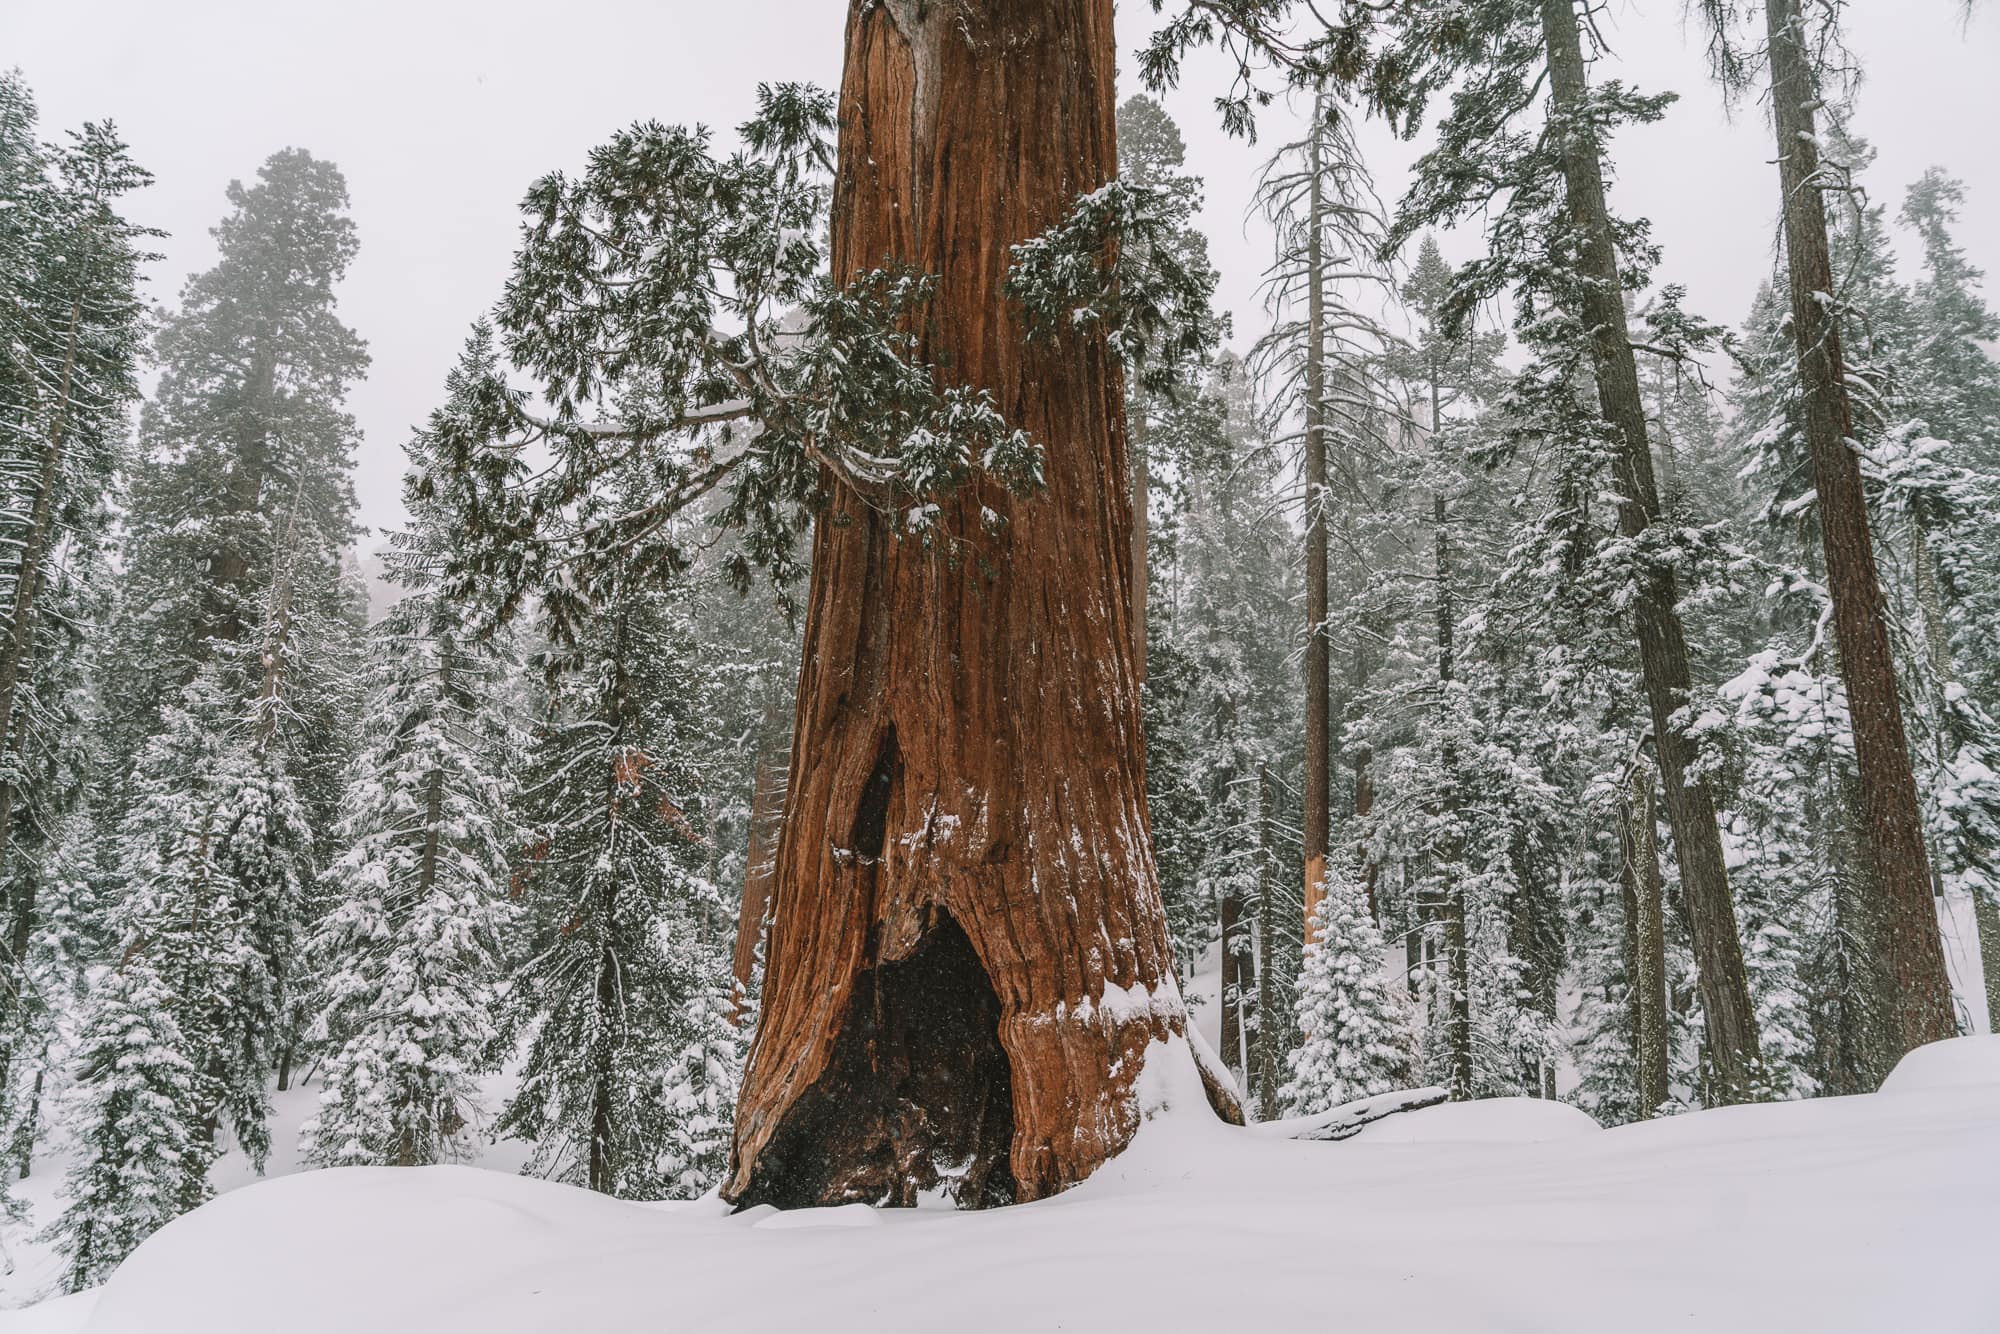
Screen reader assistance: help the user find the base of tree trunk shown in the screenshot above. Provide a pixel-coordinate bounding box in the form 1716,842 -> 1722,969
731,911 -> 1018,1209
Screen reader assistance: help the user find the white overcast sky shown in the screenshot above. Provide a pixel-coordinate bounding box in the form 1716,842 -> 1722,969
4,1 -> 1996,541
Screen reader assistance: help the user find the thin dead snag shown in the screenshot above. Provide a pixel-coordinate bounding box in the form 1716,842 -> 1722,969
725,0 -> 1222,1212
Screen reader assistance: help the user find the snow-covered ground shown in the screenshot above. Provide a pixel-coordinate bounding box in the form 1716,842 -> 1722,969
10,1035 -> 1999,1334
0,1066 -> 539,1308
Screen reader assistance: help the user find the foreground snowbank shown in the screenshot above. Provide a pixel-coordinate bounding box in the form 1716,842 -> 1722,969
19,1037 -> 2000,1334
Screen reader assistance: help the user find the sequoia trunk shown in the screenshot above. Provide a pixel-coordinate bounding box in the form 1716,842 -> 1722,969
725,0 -> 1201,1209
1761,0 -> 1956,1055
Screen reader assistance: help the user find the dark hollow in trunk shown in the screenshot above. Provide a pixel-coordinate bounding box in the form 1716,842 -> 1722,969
733,910 -> 1015,1210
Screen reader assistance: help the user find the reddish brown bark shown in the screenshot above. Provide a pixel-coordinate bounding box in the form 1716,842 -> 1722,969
725,0 -> 1208,1210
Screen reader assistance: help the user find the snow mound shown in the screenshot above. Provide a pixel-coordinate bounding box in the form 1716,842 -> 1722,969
1878,1034 -> 2000,1094
1348,1095 -> 1601,1143
16,1053 -> 2000,1334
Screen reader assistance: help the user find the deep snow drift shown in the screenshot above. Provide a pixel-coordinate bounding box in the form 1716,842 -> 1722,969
14,1035 -> 2000,1334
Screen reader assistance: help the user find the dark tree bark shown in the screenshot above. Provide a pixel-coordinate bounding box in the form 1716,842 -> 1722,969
1352,741 -> 1376,921
725,0 -> 1217,1209
1219,886 -> 1243,1078
1974,889 -> 2000,1038
1130,412 -> 1149,687
1619,768 -> 1671,1117
1254,761 -> 1280,1120
1537,0 -> 1763,1101
1758,0 -> 1956,1056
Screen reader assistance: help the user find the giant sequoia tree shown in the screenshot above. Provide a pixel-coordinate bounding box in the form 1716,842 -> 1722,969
730,0 -> 1205,1208
431,1 -> 1222,1210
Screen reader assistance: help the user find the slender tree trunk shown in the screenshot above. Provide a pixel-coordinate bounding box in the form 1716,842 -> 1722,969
1255,761 -> 1280,1120
726,0 -> 1221,1210
731,690 -> 790,1020
1758,0 -> 1956,1054
1620,769 -> 1671,1116
1353,743 -> 1376,921
587,908 -> 618,1194
1907,523 -> 1998,1031
1219,886 -> 1242,1077
1537,0 -> 1762,1101
1301,92 -> 1333,946
260,498 -> 301,1092
588,605 -> 634,1196
1130,409 -> 1149,688
1974,889 -> 2000,1037
1814,766 -> 1900,1092
15,1064 -> 40,1178
1432,399 -> 1473,1100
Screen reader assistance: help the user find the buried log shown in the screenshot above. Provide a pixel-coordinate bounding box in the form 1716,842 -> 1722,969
724,0 -> 1233,1211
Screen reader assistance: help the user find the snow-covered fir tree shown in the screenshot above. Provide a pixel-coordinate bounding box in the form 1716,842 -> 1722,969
43,957 -> 212,1293
1282,857 -> 1415,1115
300,338 -> 520,1168
0,73 -> 153,1187
497,519 -> 739,1200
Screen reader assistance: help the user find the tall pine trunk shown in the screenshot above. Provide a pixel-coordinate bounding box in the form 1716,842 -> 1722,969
1432,391 -> 1472,1100
1301,93 -> 1333,946
1974,890 -> 2000,1036
1537,0 -> 1762,1100
1255,760 -> 1280,1119
1911,523 -> 1998,1032
1759,0 -> 1956,1055
725,0 -> 1215,1210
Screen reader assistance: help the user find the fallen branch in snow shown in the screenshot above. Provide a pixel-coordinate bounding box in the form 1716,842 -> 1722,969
1247,1087 -> 1451,1143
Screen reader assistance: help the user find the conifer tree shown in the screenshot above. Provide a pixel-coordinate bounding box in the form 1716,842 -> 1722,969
497,503 -> 733,1199
105,146 -> 365,810
438,46 -> 1233,1201
1145,0 -> 1764,1103
1250,92 -> 1389,945
301,337 -> 518,1168
1692,0 -> 1957,1054
0,74 -> 153,1161
1282,858 -> 1415,1114
44,958 -> 212,1293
